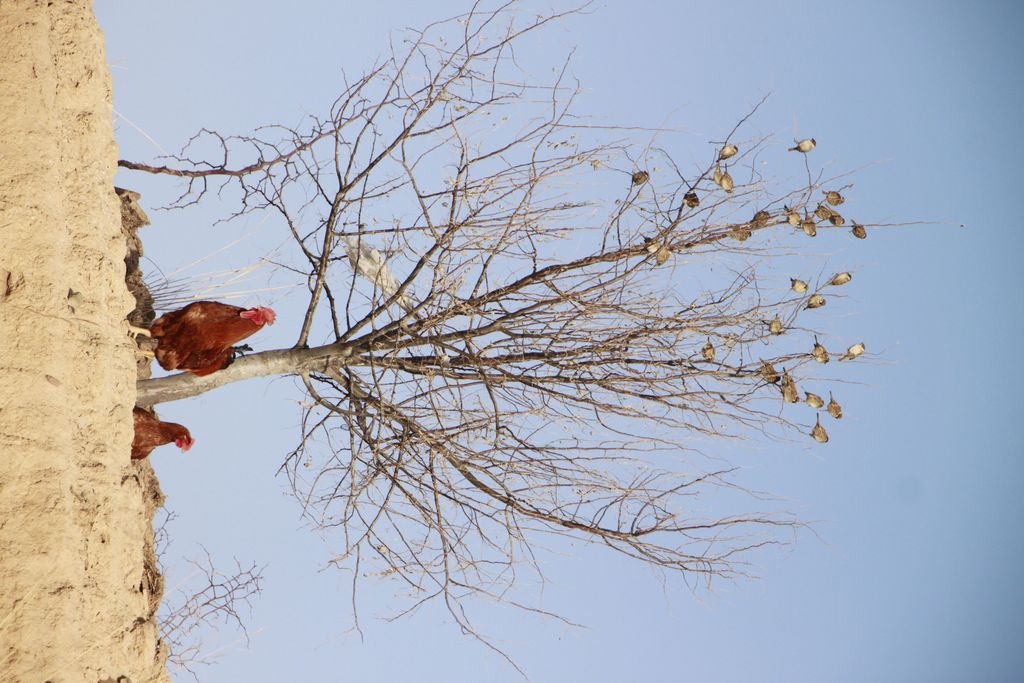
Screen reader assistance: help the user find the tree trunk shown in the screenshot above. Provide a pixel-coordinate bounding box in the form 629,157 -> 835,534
0,2 -> 169,681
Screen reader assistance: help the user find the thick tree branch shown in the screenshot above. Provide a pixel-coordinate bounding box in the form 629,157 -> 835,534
136,343 -> 354,405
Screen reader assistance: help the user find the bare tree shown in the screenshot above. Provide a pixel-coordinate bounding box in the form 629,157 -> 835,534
159,549 -> 263,678
151,513 -> 263,679
123,1 -> 884,663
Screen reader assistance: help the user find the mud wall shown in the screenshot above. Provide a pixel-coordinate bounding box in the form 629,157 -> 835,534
0,2 -> 169,681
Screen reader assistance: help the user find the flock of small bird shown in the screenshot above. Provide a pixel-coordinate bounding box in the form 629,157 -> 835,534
637,137 -> 867,444
637,137 -> 869,255
133,137 -> 862,459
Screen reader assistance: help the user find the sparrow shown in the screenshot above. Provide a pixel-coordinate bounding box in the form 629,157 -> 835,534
719,143 -> 739,161
825,190 -> 845,206
731,227 -> 752,241
802,219 -> 818,237
828,272 -> 852,286
791,278 -> 809,293
851,223 -> 867,239
828,212 -> 845,226
702,339 -> 716,363
789,138 -> 816,153
752,210 -> 771,228
769,316 -> 784,335
760,360 -> 781,384
684,191 -> 700,208
839,342 -> 865,361
827,392 -> 843,419
811,337 -> 829,364
655,246 -> 672,265
815,204 -> 833,221
631,170 -> 650,186
786,209 -> 801,227
781,372 -> 799,403
811,415 -> 829,443
806,294 -> 826,309
805,391 -> 824,409
719,169 -> 735,193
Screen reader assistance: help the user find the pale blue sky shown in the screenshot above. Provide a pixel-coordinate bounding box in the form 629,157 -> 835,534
96,2 -> 1023,681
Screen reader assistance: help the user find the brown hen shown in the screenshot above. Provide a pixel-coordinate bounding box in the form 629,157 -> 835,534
150,301 -> 276,376
132,407 -> 194,460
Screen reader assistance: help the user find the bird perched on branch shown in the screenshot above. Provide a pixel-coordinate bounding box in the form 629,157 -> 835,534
827,392 -> 843,419
718,168 -> 735,193
825,190 -> 845,206
781,371 -> 799,403
730,227 -> 751,242
132,407 -> 193,460
806,294 -> 826,309
812,337 -> 829,364
718,143 -> 738,161
751,210 -> 771,228
149,301 -> 276,376
829,272 -> 853,286
811,415 -> 829,443
760,360 -> 781,384
345,236 -> 413,312
701,339 -> 715,363
840,342 -> 866,361
789,138 -> 816,153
